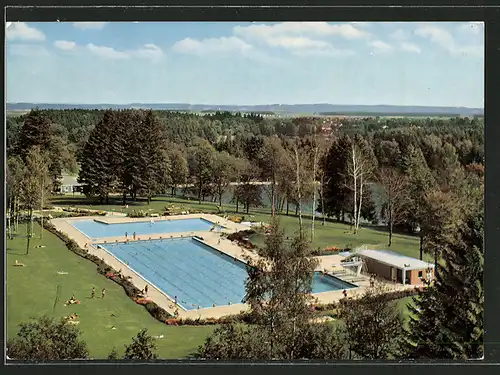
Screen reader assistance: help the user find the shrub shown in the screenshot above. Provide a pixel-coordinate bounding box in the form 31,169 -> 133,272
7,316 -> 89,360
127,209 -> 149,218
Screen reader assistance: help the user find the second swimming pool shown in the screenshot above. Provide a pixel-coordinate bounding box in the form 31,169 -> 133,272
99,237 -> 357,310
72,218 -> 222,239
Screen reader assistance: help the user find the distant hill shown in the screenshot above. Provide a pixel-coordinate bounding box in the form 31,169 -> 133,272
6,102 -> 484,117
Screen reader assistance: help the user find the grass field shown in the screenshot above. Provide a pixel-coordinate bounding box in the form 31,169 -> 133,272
6,223 -> 215,359
51,194 -> 427,260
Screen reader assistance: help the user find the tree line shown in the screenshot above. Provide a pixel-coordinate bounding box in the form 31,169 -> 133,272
7,109 -> 484,255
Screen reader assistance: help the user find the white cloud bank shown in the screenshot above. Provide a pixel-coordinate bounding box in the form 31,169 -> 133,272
6,22 -> 45,41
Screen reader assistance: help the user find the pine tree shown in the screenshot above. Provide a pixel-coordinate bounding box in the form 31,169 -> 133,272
401,145 -> 438,259
322,135 -> 351,221
133,110 -> 169,203
403,212 -> 483,360
78,110 -> 119,203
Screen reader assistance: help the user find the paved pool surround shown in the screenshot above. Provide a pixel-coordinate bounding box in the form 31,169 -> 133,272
49,214 -> 410,319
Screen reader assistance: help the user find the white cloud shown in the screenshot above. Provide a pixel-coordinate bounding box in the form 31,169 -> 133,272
369,40 -> 393,53
415,25 -> 454,47
54,40 -> 76,51
6,22 -> 45,41
415,25 -> 483,57
292,46 -> 355,57
73,22 -> 108,30
172,36 -> 254,56
400,42 -> 421,54
459,21 -> 484,35
265,36 -> 331,50
8,44 -> 49,57
53,41 -> 164,61
130,44 -> 164,62
233,22 -> 370,41
389,29 -> 409,41
86,43 -> 129,59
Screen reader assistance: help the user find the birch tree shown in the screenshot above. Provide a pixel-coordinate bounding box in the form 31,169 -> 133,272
345,140 -> 374,234
21,147 -> 51,253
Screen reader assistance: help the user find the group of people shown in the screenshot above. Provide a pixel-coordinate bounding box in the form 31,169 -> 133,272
90,286 -> 106,299
125,232 -> 137,240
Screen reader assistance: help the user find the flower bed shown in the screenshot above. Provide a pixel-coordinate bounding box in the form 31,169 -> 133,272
62,207 -> 107,216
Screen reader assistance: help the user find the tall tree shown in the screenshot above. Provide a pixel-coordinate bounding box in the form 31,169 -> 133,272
169,147 -> 189,197
6,156 -> 25,239
322,135 -> 351,222
188,139 -> 217,203
421,190 -> 463,272
404,212 -> 483,360
377,167 -> 411,246
213,151 -> 237,208
78,110 -> 119,203
21,147 -> 51,253
134,110 -> 170,203
14,109 -> 74,190
401,145 -> 437,259
259,136 -> 286,217
338,283 -> 405,359
344,137 -> 375,234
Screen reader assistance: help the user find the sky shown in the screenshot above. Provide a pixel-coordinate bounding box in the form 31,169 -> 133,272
6,21 -> 484,108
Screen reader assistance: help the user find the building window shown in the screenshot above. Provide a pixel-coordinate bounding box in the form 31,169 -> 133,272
418,271 -> 423,278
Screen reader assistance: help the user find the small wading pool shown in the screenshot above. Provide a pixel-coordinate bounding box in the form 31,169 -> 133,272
99,237 -> 357,310
71,218 -> 223,239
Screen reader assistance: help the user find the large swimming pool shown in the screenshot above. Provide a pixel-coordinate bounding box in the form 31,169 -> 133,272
99,237 -> 356,310
72,218 -> 222,239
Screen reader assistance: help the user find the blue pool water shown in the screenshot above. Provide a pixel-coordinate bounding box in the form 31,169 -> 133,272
72,218 -> 221,239
100,237 -> 356,310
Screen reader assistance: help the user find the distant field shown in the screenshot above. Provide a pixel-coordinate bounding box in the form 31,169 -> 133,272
6,110 -> 29,117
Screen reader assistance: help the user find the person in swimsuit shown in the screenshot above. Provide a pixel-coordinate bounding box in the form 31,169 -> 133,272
91,286 -> 95,298
144,285 -> 148,295
101,288 -> 106,299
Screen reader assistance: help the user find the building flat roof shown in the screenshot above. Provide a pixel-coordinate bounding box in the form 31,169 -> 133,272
60,174 -> 83,186
356,249 -> 435,271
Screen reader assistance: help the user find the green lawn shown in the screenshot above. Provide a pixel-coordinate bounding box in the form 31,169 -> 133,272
51,194 -> 427,261
6,223 -> 215,359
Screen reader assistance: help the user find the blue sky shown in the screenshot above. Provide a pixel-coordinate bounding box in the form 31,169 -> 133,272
6,21 -> 484,107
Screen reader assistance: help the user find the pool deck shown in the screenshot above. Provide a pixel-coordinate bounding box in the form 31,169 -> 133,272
49,215 -> 416,319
